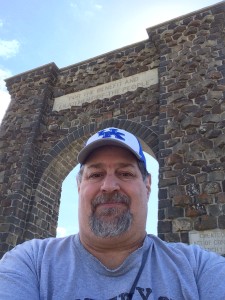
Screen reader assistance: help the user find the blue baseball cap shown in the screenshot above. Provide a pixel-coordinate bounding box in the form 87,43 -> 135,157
78,127 -> 147,168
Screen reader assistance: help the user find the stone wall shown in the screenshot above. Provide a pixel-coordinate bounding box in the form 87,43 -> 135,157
0,2 -> 225,257
149,2 -> 225,243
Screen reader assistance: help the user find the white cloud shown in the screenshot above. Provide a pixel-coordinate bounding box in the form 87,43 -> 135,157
69,1 -> 103,21
95,4 -> 103,10
70,1 -> 77,9
0,39 -> 20,59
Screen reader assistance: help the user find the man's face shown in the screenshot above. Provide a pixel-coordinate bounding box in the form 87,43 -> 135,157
77,146 -> 151,239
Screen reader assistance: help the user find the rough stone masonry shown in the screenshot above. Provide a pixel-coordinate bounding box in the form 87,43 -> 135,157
0,2 -> 225,258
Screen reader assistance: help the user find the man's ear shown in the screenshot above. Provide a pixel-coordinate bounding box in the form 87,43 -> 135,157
145,174 -> 151,199
76,176 -> 81,193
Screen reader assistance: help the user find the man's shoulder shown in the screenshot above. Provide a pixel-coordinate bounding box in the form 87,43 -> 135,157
146,233 -> 224,262
2,234 -> 77,261
146,234 -> 198,257
147,233 -> 199,250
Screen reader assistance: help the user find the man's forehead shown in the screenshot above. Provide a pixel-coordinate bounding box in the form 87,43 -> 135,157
84,145 -> 138,163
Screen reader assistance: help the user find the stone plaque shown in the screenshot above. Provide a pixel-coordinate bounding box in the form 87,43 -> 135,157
189,229 -> 225,254
53,68 -> 158,111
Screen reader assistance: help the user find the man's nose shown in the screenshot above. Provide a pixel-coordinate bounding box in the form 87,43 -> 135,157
100,174 -> 120,193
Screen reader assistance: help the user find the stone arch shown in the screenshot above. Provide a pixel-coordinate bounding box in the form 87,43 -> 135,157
24,120 -> 158,241
1,2 -> 225,258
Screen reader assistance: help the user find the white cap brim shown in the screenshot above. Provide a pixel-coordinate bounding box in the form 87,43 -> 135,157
78,138 -> 142,164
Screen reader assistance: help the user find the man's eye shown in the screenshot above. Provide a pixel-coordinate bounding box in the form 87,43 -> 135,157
119,172 -> 134,178
88,173 -> 103,179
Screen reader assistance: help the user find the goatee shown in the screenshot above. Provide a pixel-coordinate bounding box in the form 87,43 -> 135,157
89,193 -> 133,238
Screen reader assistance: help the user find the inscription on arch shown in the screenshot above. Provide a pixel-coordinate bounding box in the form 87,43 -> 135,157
53,68 -> 158,111
189,230 -> 225,255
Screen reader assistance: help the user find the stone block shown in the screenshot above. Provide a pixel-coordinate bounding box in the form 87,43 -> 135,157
0,223 -> 11,232
164,232 -> 181,242
183,133 -> 202,144
208,171 -> 224,181
166,120 -> 180,133
168,185 -> 185,198
158,209 -> 165,220
180,232 -> 189,243
185,166 -> 200,174
203,182 -> 221,194
215,134 -> 225,148
186,205 -> 206,218
173,218 -> 192,232
173,195 -> 191,206
202,114 -> 221,123
158,199 -> 172,210
165,153 -> 183,166
195,193 -> 213,204
194,215 -> 217,230
216,193 -> 225,203
158,188 -> 167,199
178,173 -> 195,185
190,137 -> 213,152
186,183 -> 200,196
6,233 -> 18,246
218,216 -> 225,229
167,206 -> 184,219
159,177 -> 177,188
185,153 -> 204,163
205,129 -> 221,139
164,170 -> 179,178
181,116 -> 201,129
158,220 -> 172,233
208,205 -> 222,217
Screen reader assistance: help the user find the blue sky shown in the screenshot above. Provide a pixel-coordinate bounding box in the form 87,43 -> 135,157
0,0 -> 221,237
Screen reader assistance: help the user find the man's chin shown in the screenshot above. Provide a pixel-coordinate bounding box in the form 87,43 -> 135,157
89,210 -> 133,238
94,206 -> 128,217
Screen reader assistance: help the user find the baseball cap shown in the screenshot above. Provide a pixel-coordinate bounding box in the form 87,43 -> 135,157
77,127 -> 146,167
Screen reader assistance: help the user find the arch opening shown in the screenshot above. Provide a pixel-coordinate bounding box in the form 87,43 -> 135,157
57,152 -> 159,237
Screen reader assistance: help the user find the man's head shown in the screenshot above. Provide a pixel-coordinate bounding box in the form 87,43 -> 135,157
78,127 -> 147,166
78,127 -> 149,180
76,127 -> 151,241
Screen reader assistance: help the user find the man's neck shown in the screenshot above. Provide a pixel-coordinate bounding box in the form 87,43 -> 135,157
79,232 -> 146,269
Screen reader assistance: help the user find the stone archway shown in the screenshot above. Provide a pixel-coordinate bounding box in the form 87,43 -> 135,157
25,121 -> 158,242
1,2 -> 225,258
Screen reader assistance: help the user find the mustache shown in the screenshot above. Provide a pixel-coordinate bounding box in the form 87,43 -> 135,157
91,193 -> 131,211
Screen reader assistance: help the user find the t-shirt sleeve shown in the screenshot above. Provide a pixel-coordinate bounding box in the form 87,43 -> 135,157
194,247 -> 225,299
167,241 -> 225,299
0,241 -> 40,300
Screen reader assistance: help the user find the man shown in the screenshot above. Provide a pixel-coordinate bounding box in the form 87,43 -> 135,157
0,127 -> 225,299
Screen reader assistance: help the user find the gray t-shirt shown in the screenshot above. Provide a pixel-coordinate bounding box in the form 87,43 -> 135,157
0,234 -> 225,299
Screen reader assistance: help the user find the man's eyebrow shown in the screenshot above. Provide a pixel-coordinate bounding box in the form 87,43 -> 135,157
86,162 -> 136,169
86,163 -> 103,169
